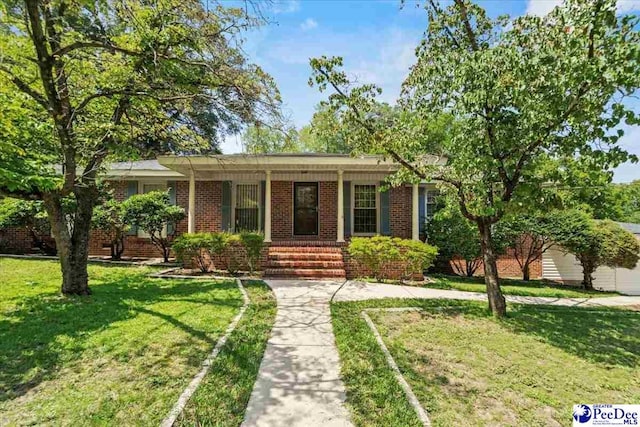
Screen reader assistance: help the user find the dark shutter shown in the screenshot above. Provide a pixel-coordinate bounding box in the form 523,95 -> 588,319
221,181 -> 232,231
343,181 -> 351,237
419,186 -> 426,236
260,181 -> 266,232
126,181 -> 138,235
379,182 -> 391,236
167,181 -> 176,235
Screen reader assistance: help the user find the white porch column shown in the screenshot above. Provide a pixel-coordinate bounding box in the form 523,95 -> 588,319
412,183 -> 420,241
264,170 -> 272,242
337,170 -> 345,243
188,170 -> 196,233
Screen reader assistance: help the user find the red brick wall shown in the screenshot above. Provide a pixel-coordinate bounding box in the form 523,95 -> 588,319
390,186 -> 412,239
271,181 -> 338,241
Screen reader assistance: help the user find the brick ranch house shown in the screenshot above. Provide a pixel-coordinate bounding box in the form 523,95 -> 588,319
3,153 -> 540,279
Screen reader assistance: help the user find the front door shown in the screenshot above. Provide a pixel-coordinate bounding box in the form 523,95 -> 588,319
294,182 -> 318,235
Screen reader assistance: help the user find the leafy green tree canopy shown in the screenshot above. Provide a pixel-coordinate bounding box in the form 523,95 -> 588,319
0,0 -> 281,294
242,125 -> 300,153
310,0 -> 640,316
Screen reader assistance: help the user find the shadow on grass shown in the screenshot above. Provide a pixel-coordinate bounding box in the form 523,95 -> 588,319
0,269 -> 240,402
504,305 -> 640,368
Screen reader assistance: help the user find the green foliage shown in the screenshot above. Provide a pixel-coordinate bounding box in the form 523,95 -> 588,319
299,103 -> 350,153
0,197 -> 54,254
498,212 -> 555,280
310,0 -> 640,316
173,233 -> 214,273
91,198 -> 128,260
123,191 -> 185,262
549,211 -> 640,289
348,236 -> 437,281
0,0 -> 281,292
243,125 -> 300,153
394,238 -> 438,280
427,203 -> 508,277
224,233 -> 243,274
239,232 -> 264,274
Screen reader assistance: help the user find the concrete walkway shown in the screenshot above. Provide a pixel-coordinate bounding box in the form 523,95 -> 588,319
242,280 -> 353,427
333,280 -> 640,308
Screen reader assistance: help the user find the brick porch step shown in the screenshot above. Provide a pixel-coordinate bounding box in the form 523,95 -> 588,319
264,268 -> 346,278
268,246 -> 343,253
265,246 -> 346,279
268,260 -> 345,269
268,252 -> 344,261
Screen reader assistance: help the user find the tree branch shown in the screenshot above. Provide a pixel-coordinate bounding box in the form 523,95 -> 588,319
0,65 -> 49,109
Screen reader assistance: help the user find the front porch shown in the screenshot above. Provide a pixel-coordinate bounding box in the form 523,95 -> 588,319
156,154 -> 437,244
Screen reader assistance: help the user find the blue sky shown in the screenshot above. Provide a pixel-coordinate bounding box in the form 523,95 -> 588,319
221,0 -> 640,183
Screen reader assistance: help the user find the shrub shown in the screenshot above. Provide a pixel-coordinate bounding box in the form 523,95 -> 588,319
0,198 -> 55,255
240,232 -> 264,274
92,198 -> 128,260
348,236 -> 437,281
224,233 -> 243,274
173,233 -> 214,272
550,212 -> 640,289
394,238 -> 438,281
123,191 -> 185,262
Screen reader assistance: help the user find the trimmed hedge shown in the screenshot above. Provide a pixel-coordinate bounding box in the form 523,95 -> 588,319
348,236 -> 438,280
172,232 -> 264,273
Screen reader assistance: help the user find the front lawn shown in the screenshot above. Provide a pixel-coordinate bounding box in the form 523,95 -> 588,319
0,258 -> 244,425
332,299 -> 640,427
177,280 -> 277,425
424,274 -> 618,298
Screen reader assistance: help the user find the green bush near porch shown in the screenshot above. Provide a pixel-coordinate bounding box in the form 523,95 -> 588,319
173,231 -> 264,274
348,236 -> 438,280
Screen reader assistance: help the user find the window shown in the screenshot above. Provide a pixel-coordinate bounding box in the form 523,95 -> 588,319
353,184 -> 377,234
235,183 -> 260,232
425,190 -> 439,221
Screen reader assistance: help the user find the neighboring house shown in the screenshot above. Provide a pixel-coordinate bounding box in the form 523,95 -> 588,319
542,222 -> 640,295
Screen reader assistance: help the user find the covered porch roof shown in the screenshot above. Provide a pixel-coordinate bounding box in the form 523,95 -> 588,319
105,153 -> 446,180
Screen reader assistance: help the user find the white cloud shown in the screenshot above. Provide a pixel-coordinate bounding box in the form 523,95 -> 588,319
272,0 -> 300,14
300,18 -> 318,31
617,0 -> 640,13
526,0 -> 640,16
525,0 -> 563,16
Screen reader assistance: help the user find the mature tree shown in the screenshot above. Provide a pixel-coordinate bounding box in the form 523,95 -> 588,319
616,180 -> 640,223
550,212 -> 640,289
299,104 -> 350,153
310,0 -> 640,316
91,198 -> 128,261
498,213 -> 556,281
0,0 -> 280,294
123,191 -> 185,263
0,198 -> 55,254
243,125 -> 300,153
427,207 -> 483,277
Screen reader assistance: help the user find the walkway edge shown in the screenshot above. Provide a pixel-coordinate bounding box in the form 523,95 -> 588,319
361,308 -> 431,427
160,278 -> 250,427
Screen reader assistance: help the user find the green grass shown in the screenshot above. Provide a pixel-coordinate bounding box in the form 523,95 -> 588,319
177,280 -> 277,426
0,258 -> 244,426
332,298 -> 640,427
423,274 -> 619,298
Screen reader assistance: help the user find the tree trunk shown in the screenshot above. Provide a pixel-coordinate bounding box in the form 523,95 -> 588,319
465,260 -> 474,277
44,189 -> 96,295
478,220 -> 507,317
522,263 -> 530,281
581,260 -> 595,290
